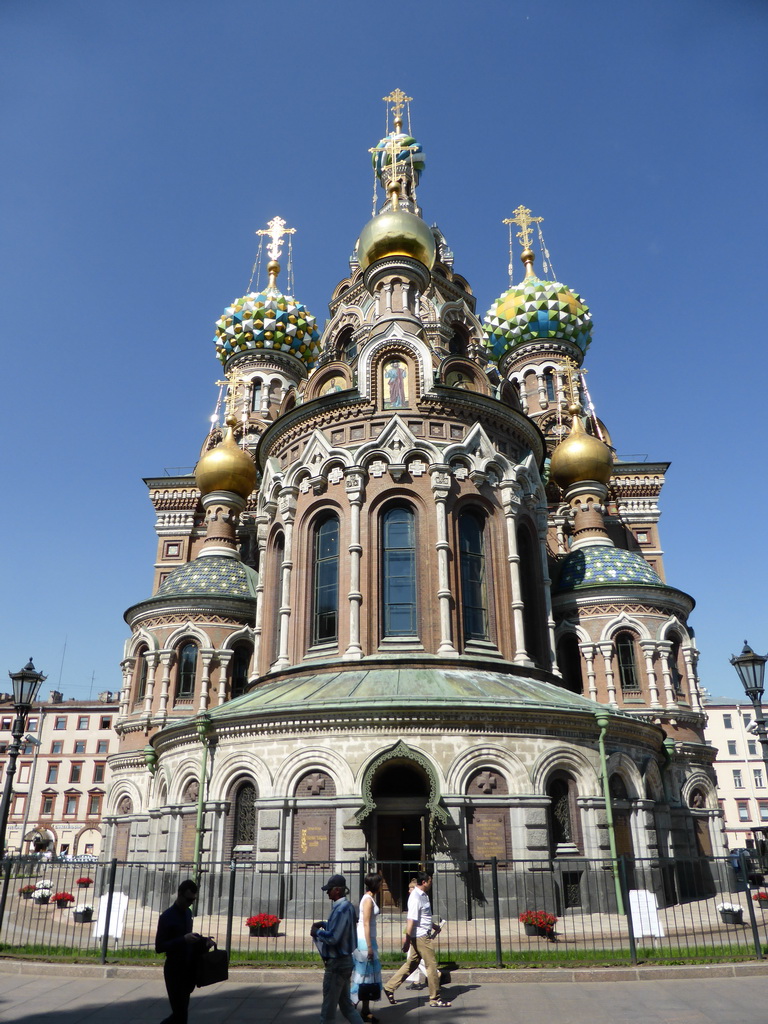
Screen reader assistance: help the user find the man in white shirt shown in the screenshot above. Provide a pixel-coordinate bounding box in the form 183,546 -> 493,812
383,871 -> 451,1008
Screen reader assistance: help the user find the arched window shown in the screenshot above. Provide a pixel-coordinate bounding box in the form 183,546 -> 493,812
518,524 -> 548,668
269,532 -> 285,667
547,772 -> 582,856
544,368 -> 556,402
231,643 -> 251,698
230,781 -> 257,858
616,632 -> 640,693
459,511 -> 488,641
337,325 -> 357,362
134,647 -> 148,702
557,634 -> 583,694
382,506 -> 417,638
669,634 -> 684,695
313,516 -> 340,645
448,323 -> 469,356
251,379 -> 262,412
176,643 -> 197,699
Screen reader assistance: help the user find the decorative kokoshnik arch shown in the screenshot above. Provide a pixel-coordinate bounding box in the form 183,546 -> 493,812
354,740 -> 450,837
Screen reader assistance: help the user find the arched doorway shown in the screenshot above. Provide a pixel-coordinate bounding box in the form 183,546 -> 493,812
371,760 -> 430,909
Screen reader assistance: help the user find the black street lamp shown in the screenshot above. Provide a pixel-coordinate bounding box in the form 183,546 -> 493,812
0,659 -> 46,858
731,640 -> 768,792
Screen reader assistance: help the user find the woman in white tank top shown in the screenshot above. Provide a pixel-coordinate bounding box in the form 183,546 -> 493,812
351,873 -> 383,1022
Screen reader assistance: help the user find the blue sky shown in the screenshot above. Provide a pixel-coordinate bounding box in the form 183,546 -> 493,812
2,0 -> 766,702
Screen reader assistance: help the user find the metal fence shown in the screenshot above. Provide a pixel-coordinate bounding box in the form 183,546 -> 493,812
0,853 -> 765,966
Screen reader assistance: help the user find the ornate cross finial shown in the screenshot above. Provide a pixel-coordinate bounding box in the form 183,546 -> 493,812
560,356 -> 584,408
383,88 -> 412,130
256,216 -> 296,262
503,205 -> 544,251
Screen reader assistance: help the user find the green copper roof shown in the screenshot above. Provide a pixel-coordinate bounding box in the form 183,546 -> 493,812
155,555 -> 258,600
201,665 -> 608,721
555,545 -> 664,592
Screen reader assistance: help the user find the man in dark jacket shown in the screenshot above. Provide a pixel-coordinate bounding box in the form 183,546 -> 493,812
155,879 -> 212,1024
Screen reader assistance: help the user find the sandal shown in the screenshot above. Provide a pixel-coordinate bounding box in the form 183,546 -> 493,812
384,991 -> 397,1005
362,1016 -> 380,1023
428,999 -> 452,1008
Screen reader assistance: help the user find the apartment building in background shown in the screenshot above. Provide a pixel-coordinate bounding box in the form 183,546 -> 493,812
0,690 -> 119,856
705,696 -> 768,860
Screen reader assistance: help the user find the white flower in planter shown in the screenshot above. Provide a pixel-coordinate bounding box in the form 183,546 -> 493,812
717,902 -> 742,913
74,904 -> 93,913
35,879 -> 52,889
33,886 -> 52,900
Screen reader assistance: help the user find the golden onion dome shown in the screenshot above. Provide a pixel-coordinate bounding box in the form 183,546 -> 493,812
195,417 -> 256,499
549,404 -> 613,490
357,208 -> 436,271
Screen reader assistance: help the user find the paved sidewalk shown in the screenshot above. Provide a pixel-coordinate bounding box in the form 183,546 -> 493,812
0,963 -> 766,1024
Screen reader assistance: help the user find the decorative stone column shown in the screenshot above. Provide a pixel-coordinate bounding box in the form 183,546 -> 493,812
580,642 -> 599,701
157,650 -> 174,722
655,639 -> 677,707
144,651 -> 160,718
119,659 -> 133,717
639,640 -> 663,708
251,516 -> 270,676
344,470 -> 365,660
500,482 -> 531,665
274,487 -> 298,671
430,465 -> 458,657
683,645 -> 703,712
215,650 -> 233,705
599,642 -> 618,707
198,650 -> 214,712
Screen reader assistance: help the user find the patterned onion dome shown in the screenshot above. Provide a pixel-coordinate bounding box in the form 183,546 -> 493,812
195,418 -> 256,499
371,132 -> 425,182
154,555 -> 258,601
482,275 -> 592,362
214,268 -> 320,367
555,546 -> 665,593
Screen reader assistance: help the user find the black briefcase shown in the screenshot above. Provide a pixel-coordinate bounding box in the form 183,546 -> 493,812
196,942 -> 229,987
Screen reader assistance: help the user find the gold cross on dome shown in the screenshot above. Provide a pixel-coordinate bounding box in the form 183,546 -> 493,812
256,216 -> 296,262
560,357 -> 585,407
383,88 -> 412,130
503,205 -> 544,251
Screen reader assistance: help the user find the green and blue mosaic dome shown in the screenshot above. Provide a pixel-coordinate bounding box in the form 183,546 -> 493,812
555,546 -> 664,593
155,555 -> 258,601
214,287 -> 321,367
371,132 -> 425,182
482,277 -> 592,362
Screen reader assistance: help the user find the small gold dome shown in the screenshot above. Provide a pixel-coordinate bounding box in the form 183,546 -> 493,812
357,209 -> 436,271
549,405 -> 613,489
195,418 -> 256,499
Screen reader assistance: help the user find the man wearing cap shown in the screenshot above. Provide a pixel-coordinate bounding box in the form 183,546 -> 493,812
311,874 -> 365,1024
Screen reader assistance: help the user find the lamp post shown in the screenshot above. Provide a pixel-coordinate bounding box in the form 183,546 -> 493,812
0,660 -> 46,858
730,639 -> 768,787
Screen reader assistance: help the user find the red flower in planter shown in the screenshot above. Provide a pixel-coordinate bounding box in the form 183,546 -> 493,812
246,913 -> 281,928
519,910 -> 558,932
752,892 -> 768,902
52,892 -> 74,902
76,877 -> 93,885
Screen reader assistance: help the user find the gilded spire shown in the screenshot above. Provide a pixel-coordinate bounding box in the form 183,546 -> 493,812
503,205 -> 543,280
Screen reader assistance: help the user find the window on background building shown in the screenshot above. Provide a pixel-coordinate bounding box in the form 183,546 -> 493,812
459,510 -> 489,641
41,795 -> 54,816
21,743 -> 35,755
88,794 -> 102,815
93,763 -> 105,783
27,717 -> 38,731
74,741 -> 86,754
18,763 -> 30,783
46,764 -> 59,784
738,802 -> 750,822
755,769 -> 764,788
734,769 -> 743,788
760,803 -> 768,822
176,643 -> 197,698
312,516 -> 340,645
382,506 -> 418,638
744,714 -> 752,728
0,743 -> 6,753
724,714 -> 733,729
96,740 -> 108,754
1,718 -> 11,730
11,794 -> 25,816
727,741 -> 737,755
64,795 -> 78,816
749,741 -> 758,757
77,716 -> 89,730
69,763 -> 82,784
100,716 -> 111,729
54,717 -> 66,730
51,741 -> 63,754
